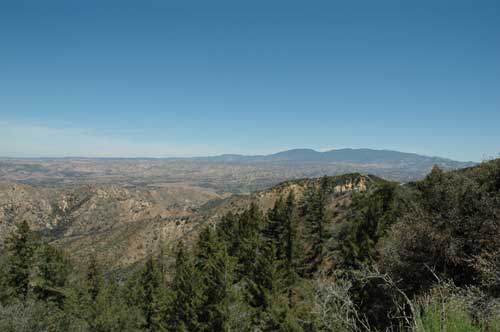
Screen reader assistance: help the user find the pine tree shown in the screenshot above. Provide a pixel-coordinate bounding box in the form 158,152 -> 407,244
67,255 -> 104,329
236,203 -> 264,279
216,212 -> 239,255
66,255 -> 142,332
86,254 -> 103,302
265,196 -> 286,256
283,192 -> 302,307
133,256 -> 169,332
200,230 -> 238,332
338,182 -> 397,269
246,241 -> 293,331
93,279 -> 142,332
2,221 -> 38,302
196,226 -> 219,270
168,242 -> 204,332
32,244 -> 72,306
247,241 -> 285,310
303,177 -> 328,275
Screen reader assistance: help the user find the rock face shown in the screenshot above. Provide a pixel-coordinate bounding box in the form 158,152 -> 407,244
0,173 -> 380,270
333,176 -> 367,193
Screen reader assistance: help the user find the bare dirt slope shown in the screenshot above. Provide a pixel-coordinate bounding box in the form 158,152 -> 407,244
0,182 -> 219,269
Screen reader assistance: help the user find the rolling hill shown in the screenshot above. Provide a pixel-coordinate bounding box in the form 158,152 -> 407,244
0,148 -> 475,193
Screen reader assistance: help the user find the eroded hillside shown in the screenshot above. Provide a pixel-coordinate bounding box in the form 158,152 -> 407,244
0,183 -> 220,269
0,173 -> 382,270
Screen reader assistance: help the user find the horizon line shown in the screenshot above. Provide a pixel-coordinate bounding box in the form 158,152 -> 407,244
0,147 -> 480,163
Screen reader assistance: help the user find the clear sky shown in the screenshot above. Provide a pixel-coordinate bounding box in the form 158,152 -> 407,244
1,0 -> 499,161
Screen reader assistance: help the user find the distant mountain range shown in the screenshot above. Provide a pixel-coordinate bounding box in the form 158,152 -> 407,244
0,148 -> 476,191
194,148 -> 475,168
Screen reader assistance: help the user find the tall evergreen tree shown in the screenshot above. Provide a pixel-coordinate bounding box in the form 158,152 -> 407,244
216,212 -> 240,257
86,254 -> 103,302
196,226 -> 219,270
132,256 -> 169,332
247,241 -> 294,331
338,182 -> 397,269
199,229 -> 238,332
168,242 -> 204,332
236,203 -> 264,279
283,192 -> 302,307
93,278 -> 142,332
2,221 -> 38,302
265,196 -> 286,256
64,254 -> 104,329
246,241 -> 285,310
32,244 -> 71,306
303,177 -> 328,275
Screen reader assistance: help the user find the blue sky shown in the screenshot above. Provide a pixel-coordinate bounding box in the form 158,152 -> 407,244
1,0 -> 499,161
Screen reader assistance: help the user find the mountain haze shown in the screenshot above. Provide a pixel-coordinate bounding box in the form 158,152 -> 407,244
197,148 -> 473,167
0,148 -> 475,193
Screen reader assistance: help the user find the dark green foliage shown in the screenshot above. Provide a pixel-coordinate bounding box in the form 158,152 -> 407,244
282,193 -> 303,306
216,212 -> 241,257
247,242 -> 284,310
265,193 -> 303,280
337,181 -> 398,269
302,176 -> 329,275
0,300 -> 78,332
64,256 -> 103,329
92,279 -> 142,332
67,256 -> 143,332
246,241 -> 298,331
237,203 -> 265,277
86,255 -> 104,302
1,221 -> 38,302
198,229 -> 238,332
2,161 -> 500,332
380,161 -> 500,296
264,196 -> 287,254
196,226 -> 218,269
32,244 -> 71,306
128,256 -> 170,332
168,242 -> 204,332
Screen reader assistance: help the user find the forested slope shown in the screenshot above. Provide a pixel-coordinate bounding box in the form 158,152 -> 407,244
1,159 -> 499,332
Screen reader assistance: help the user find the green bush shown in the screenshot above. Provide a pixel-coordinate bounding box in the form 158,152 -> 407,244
413,286 -> 500,332
416,297 -> 476,332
